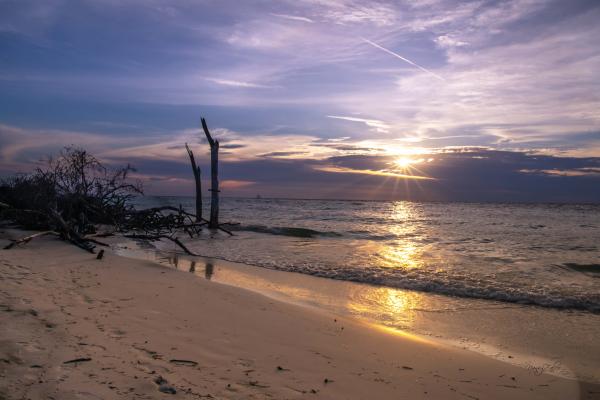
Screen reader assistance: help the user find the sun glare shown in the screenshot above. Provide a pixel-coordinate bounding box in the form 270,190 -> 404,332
394,157 -> 415,169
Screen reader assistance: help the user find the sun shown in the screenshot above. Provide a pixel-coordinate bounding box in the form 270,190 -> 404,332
394,157 -> 415,169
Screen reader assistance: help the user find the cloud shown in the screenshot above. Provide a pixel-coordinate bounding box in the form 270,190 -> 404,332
270,13 -> 314,23
259,151 -> 308,158
2,122 -> 599,201
315,165 -> 434,180
221,179 -> 256,189
520,167 -> 600,177
220,143 -> 247,149
435,34 -> 468,49
205,78 -> 273,89
309,0 -> 398,26
327,115 -> 390,133
0,123 -> 124,173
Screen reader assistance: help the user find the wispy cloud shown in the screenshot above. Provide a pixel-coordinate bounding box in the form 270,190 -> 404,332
0,123 -> 121,171
205,78 -> 273,89
313,1 -> 397,26
270,13 -> 314,23
315,165 -> 435,180
327,115 -> 390,133
520,168 -> 600,177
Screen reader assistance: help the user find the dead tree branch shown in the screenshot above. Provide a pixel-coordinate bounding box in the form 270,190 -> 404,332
185,143 -> 202,222
124,234 -> 199,256
3,231 -> 58,249
201,117 -> 220,229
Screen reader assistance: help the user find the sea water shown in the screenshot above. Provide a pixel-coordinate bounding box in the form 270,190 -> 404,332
135,197 -> 600,312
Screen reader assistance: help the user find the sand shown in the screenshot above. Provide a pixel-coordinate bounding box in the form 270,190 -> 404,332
0,231 -> 598,399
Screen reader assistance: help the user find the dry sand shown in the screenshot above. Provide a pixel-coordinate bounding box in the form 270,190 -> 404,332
1,232 -> 598,399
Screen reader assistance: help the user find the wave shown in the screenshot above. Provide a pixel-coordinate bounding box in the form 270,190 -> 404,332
233,224 -> 399,240
561,263 -> 600,275
129,235 -> 600,313
247,262 -> 600,313
233,224 -> 342,238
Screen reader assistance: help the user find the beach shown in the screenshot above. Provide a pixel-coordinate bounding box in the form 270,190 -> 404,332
3,0 -> 600,398
1,231 -> 598,399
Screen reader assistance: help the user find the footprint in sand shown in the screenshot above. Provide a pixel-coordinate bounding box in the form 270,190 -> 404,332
109,328 -> 126,339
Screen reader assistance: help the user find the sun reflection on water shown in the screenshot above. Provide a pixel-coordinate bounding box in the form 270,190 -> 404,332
368,201 -> 426,270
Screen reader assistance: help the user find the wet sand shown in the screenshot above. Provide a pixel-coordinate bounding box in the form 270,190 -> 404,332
1,231 -> 598,399
115,241 -> 600,385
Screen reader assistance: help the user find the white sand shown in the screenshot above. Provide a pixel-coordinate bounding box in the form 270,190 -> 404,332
1,232 -> 597,399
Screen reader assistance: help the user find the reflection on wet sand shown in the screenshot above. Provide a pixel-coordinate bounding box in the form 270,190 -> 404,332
165,255 -> 215,281
205,262 -> 214,280
162,251 -> 426,330
346,287 -> 422,329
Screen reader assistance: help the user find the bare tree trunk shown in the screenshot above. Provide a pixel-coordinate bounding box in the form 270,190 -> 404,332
201,118 -> 220,229
185,143 -> 202,222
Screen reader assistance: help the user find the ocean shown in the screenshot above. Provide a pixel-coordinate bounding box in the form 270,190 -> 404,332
134,196 -> 600,313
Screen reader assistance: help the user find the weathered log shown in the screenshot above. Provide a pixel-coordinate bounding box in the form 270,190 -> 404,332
201,118 -> 219,229
185,143 -> 202,222
124,234 -> 199,256
84,237 -> 110,247
128,206 -> 196,218
3,231 -> 57,249
48,208 -> 95,253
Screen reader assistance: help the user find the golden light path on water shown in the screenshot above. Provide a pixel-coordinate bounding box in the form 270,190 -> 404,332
382,202 -> 425,270
357,201 -> 426,271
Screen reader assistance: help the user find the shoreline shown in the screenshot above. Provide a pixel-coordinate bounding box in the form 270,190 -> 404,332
1,231 -> 599,399
114,237 -> 600,385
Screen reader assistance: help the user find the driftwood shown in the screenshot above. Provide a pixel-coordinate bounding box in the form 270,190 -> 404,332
206,219 -> 233,235
1,143 -> 236,255
201,118 -> 220,229
124,234 -> 199,256
85,238 -> 109,247
3,231 -> 57,249
185,143 -> 202,222
49,208 -> 95,253
63,358 -> 92,364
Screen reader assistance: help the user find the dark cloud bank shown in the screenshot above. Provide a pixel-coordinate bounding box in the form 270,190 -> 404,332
126,149 -> 600,203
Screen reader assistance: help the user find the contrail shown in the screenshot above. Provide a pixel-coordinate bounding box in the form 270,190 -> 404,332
361,38 -> 446,82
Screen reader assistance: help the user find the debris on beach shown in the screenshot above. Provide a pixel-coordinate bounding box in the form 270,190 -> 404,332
169,359 -> 198,367
248,380 -> 269,388
154,375 -> 177,394
63,357 -> 92,364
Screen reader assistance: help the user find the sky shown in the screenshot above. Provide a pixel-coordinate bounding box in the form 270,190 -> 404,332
1,0 -> 599,202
